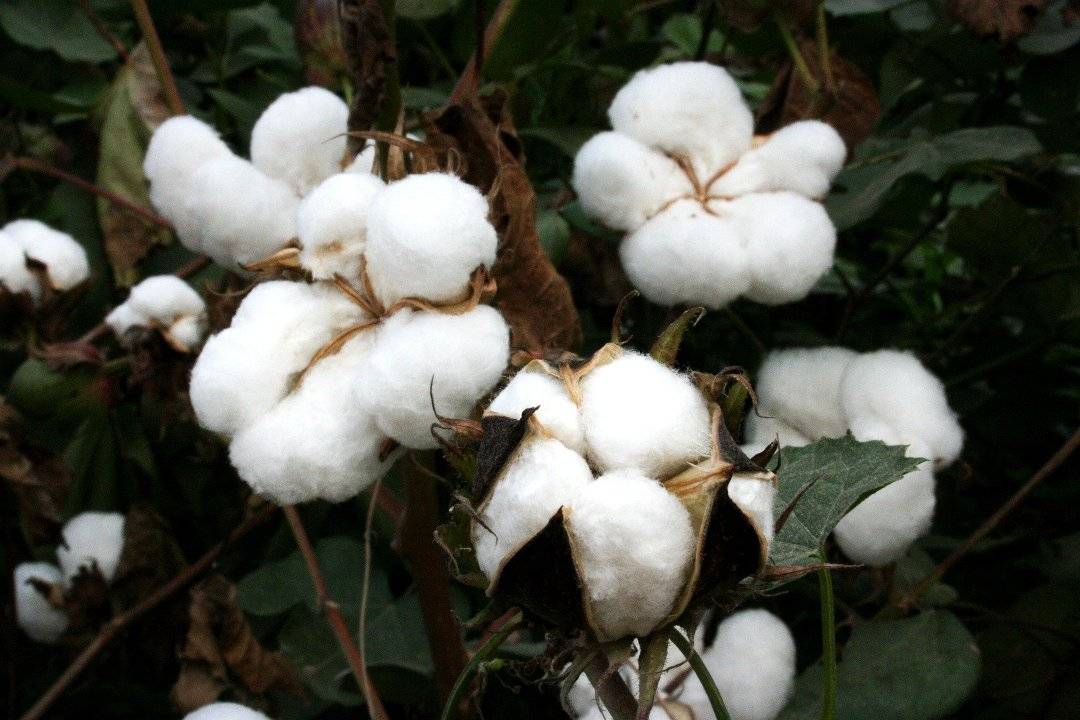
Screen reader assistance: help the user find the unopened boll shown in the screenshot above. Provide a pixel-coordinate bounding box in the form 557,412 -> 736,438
56,511 -> 126,583
0,229 -> 40,302
183,703 -> 272,720
3,219 -> 89,292
568,470 -> 694,640
297,172 -> 385,280
473,436 -> 592,579
14,562 -> 68,643
681,609 -> 796,720
487,370 -> 586,453
105,275 -> 207,351
580,352 -> 711,477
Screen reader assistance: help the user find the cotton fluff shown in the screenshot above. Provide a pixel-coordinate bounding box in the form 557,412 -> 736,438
0,229 -> 40,301
728,474 -> 777,551
579,352 -> 711,477
249,86 -> 349,196
472,436 -> 593,579
746,347 -> 856,443
56,511 -> 126,583
365,172 -> 498,305
356,306 -> 510,449
681,609 -> 796,720
297,172 -> 385,280
486,369 -> 586,453
3,219 -> 89,291
183,703 -> 272,720
14,562 -> 68,643
711,121 -> 846,199
568,470 -> 694,641
105,275 -> 207,351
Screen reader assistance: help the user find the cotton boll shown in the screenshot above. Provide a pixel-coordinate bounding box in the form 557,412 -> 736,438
681,609 -> 796,720
357,306 -> 509,449
728,474 -> 777,551
14,563 -> 68,643
473,436 -> 592,580
568,470 -> 694,640
183,703 -> 271,720
297,172 -> 385,280
345,143 -> 378,175
743,413 -> 813,454
0,231 -> 40,302
711,121 -> 846,200
608,62 -> 754,178
105,303 -> 148,338
580,351 -> 711,478
365,173 -> 497,305
486,370 -> 586,453
167,315 -> 206,351
579,704 -> 672,720
56,511 -> 126,583
752,347 -> 855,441
620,200 -> 751,309
4,219 -> 89,291
572,132 -> 693,232
126,275 -> 205,320
250,86 -> 349,195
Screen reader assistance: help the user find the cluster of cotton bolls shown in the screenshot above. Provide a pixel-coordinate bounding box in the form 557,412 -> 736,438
13,512 -> 126,643
572,61 -> 846,309
475,348 -> 776,642
105,275 -> 207,352
183,704 -> 271,720
0,219 -> 89,305
743,347 -> 964,567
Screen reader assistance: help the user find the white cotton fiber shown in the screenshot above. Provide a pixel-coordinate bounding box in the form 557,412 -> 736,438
723,192 -> 836,305
108,275 -> 207,350
579,351 -> 711,478
839,350 -> 963,469
4,219 -> 89,291
568,470 -> 694,640
105,303 -> 146,338
486,369 -> 586,453
608,62 -> 754,178
297,172 -> 385,280
742,414 -> 812,456
711,121 -> 846,200
620,200 -> 751,310
0,230 -> 39,302
751,347 -> 856,441
356,306 -> 509,449
681,609 -> 796,720
14,562 -> 68,643
728,473 -> 777,552
473,436 -> 593,581
143,115 -> 232,248
571,132 -> 693,232
183,703 -> 271,720
56,511 -> 126,583
250,86 -> 349,195
365,172 -> 498,305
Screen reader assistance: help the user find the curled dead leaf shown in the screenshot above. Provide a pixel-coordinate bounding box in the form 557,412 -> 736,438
0,401 -> 67,545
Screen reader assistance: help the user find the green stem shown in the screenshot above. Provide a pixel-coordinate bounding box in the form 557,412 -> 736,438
671,629 -> 731,720
818,565 -> 837,720
815,2 -> 836,94
438,611 -> 523,720
774,13 -> 819,95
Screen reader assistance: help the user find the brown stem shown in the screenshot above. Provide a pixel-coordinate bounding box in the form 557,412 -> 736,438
898,427 -> 1080,611
815,2 -> 836,95
78,0 -> 129,61
282,505 -> 389,720
128,0 -> 184,116
450,0 -> 519,102
584,651 -> 638,720
18,505 -> 279,720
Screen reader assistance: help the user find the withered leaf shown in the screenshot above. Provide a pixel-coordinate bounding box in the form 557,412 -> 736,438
295,0 -> 349,88
339,0 -> 396,154
0,401 -> 67,545
949,0 -> 1049,42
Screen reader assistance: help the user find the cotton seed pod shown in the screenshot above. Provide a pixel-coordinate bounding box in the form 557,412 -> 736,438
748,346 -> 857,443
0,229 -> 41,302
14,562 -> 68,643
56,511 -> 126,584
486,363 -> 586,454
183,703 -> 272,720
3,219 -> 89,291
105,275 -> 207,352
297,172 -> 385,280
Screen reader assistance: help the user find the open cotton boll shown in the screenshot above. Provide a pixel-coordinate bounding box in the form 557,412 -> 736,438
620,200 -> 751,309
0,231 -> 40,301
572,132 -> 692,232
183,703 -> 272,720
126,275 -> 205,321
723,192 -> 836,306
4,220 -> 89,291
356,306 -> 509,449
579,351 -> 711,478
473,436 -> 592,579
365,173 -> 498,305
608,62 -> 754,177
839,350 -> 964,469
297,172 -> 385,280
14,563 -> 68,643
681,609 -> 796,720
56,511 -> 126,583
752,347 -> 855,441
711,121 -> 846,200
105,303 -> 148,338
250,86 -> 348,195
568,470 -> 694,640
486,370 -> 586,454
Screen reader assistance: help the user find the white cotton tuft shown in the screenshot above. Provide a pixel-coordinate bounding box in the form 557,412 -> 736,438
250,86 -> 349,195
473,436 -> 592,580
619,200 -> 751,309
143,115 -> 232,247
345,143 -> 378,175
14,563 -> 68,643
365,172 -> 498,305
183,703 -> 272,720
750,347 -> 856,441
56,511 -> 126,584
608,62 -> 754,177
571,132 -> 692,232
297,172 -> 385,280
105,304 -> 146,338
0,230 -> 40,302
742,414 -> 812,456
568,470 -> 694,640
723,192 -> 836,305
108,275 -> 207,350
356,306 -> 509,449
728,474 -> 777,552
486,369 -> 586,454
711,121 -> 846,200
4,219 -> 89,291
579,351 -> 711,478
681,609 -> 796,720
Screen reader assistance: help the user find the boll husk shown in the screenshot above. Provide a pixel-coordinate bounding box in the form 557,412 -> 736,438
105,275 -> 207,352
56,511 -> 126,584
14,562 -> 68,643
183,703 -> 272,720
572,61 -> 844,310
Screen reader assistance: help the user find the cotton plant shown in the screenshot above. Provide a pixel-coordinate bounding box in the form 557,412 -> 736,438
105,275 -> 208,353
183,703 -> 272,720
572,61 -> 846,309
743,347 -> 964,567
0,219 -> 89,306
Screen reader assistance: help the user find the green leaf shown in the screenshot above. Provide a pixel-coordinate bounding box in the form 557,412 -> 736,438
0,0 -> 116,64
1018,0 -> 1080,55
536,209 -> 570,265
779,610 -> 980,720
824,0 -> 908,15
518,126 -> 596,158
223,3 -> 298,78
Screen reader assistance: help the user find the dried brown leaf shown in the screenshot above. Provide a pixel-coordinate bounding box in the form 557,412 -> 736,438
295,0 -> 348,87
949,0 -> 1048,41
0,402 -> 67,545
340,0 -> 396,156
